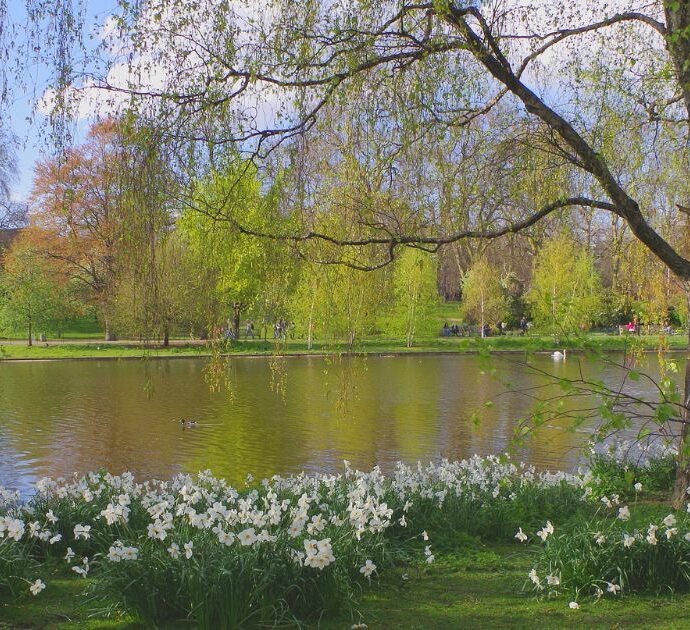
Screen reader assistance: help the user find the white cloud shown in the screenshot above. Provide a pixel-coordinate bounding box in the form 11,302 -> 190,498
38,0 -> 669,131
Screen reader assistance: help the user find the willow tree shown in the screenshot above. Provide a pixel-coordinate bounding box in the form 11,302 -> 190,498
460,257 -> 507,337
527,234 -> 604,338
180,160 -> 293,340
392,249 -> 438,347
9,1 -> 690,499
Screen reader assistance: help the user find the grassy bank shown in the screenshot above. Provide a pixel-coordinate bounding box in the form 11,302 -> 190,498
3,541 -> 689,629
0,332 -> 687,361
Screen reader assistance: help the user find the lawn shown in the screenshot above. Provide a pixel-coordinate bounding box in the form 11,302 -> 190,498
2,302 -> 688,360
3,541 -> 689,629
0,332 -> 687,361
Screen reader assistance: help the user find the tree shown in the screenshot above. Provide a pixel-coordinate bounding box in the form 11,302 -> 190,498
290,260 -> 384,348
12,1 -> 690,498
28,119 -> 175,341
391,249 -> 438,347
460,258 -> 507,337
527,234 -> 603,338
0,127 -> 25,232
180,160 -> 292,340
112,232 -> 211,346
29,121 -> 132,340
0,239 -> 71,345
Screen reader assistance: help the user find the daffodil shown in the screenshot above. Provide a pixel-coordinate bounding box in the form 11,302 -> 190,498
663,514 -> 677,527
238,528 -> 257,546
73,524 -> 91,540
184,541 -> 194,559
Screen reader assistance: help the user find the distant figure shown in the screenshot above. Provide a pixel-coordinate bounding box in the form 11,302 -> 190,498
442,323 -> 450,337
274,319 -> 287,341
633,315 -> 640,336
519,317 -> 527,335
482,323 -> 491,338
501,321 -> 507,335
245,321 -> 255,339
627,321 -> 635,333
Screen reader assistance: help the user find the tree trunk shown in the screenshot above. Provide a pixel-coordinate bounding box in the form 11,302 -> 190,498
104,315 -> 114,341
664,1 -> 690,122
307,292 -> 316,350
480,291 -> 485,338
27,317 -> 32,347
163,324 -> 170,347
673,289 -> 690,507
232,303 -> 241,340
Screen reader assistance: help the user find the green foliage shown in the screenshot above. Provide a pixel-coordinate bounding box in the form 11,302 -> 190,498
390,249 -> 439,347
585,442 -> 677,500
90,525 -> 368,628
0,539 -> 37,598
290,262 -> 385,348
460,258 -> 508,334
587,454 -> 676,500
0,244 -> 74,343
530,508 -> 690,598
527,234 -> 603,338
179,159 -> 294,335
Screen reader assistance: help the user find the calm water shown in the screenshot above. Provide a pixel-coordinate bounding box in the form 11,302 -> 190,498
0,353 -> 680,493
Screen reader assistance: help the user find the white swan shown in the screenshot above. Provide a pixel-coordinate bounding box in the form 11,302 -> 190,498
552,349 -> 566,360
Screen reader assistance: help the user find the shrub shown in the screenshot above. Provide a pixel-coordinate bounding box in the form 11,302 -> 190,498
587,439 -> 677,499
525,505 -> 690,600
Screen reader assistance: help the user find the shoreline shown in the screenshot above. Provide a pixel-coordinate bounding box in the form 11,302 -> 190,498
1,343 -> 688,362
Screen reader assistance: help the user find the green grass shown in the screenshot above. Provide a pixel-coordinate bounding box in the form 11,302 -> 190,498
0,315 -> 105,341
329,544 -> 690,629
3,542 -> 689,629
0,332 -> 687,361
1,300 -> 688,358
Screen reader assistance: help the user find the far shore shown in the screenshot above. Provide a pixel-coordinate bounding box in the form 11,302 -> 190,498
0,333 -> 688,361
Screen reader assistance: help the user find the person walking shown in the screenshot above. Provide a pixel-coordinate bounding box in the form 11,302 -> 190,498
245,320 -> 255,339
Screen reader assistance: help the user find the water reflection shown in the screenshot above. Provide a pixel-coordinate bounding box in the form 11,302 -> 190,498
0,353 -> 681,494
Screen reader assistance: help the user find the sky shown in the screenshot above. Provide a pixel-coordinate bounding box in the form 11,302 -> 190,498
2,0 -> 664,204
4,0 -> 118,202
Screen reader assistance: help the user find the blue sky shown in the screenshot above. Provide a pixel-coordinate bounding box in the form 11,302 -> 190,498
5,0 -> 117,202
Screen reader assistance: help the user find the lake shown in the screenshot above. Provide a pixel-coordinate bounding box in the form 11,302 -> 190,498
0,352 -> 679,494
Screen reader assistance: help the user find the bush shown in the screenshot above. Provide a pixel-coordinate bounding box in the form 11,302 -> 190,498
0,538 -> 37,597
526,505 -> 690,599
8,447 -> 688,623
587,439 -> 677,499
0,488 -> 38,597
